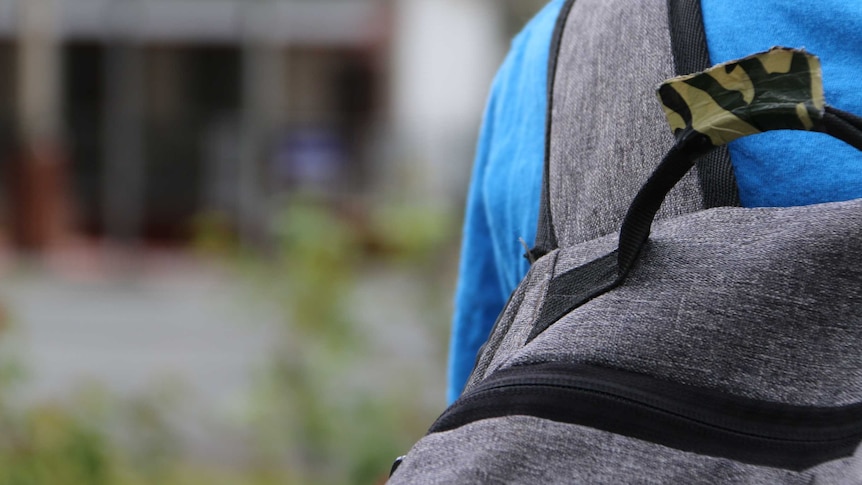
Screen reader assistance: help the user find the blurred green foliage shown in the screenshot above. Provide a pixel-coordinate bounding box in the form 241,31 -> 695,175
0,196 -> 456,484
242,196 -> 454,484
0,338 -> 178,485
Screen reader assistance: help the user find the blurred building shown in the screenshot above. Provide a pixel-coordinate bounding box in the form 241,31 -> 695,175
0,0 -> 540,250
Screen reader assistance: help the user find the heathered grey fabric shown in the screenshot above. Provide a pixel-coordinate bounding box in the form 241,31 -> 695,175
477,251 -> 556,383
812,443 -> 862,485
388,416 -> 853,484
463,254 -> 556,394
463,273 -> 529,394
392,199 -> 862,484
510,199 -> 862,406
549,0 -> 703,247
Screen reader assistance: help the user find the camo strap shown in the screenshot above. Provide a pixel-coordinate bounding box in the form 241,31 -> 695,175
657,47 -> 825,146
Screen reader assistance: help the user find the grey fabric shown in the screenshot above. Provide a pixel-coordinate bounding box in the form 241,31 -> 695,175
463,254 -> 556,393
394,199 -> 862,484
511,199 -> 862,406
478,251 -> 556,383
549,0 -> 703,247
812,443 -> 862,485
463,283 -> 526,393
389,416 -> 848,484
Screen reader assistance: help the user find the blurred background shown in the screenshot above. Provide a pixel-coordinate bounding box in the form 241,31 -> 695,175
0,0 -> 546,484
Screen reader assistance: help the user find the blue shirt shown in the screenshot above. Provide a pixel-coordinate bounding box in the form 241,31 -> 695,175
448,0 -> 862,404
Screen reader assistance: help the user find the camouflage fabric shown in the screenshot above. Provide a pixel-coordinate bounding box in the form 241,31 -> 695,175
657,47 -> 825,146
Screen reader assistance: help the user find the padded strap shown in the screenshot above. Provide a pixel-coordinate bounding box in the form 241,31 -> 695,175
667,0 -> 741,209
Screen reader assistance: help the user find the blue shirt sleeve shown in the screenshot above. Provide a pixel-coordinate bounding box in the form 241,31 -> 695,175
447,0 -> 565,404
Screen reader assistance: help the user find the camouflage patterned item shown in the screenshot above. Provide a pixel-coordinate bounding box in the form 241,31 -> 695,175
657,47 -> 825,146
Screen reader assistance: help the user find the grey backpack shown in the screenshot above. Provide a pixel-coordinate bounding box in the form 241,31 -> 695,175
389,0 -> 862,483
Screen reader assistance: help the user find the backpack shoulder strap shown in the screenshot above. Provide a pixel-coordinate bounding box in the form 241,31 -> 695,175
667,0 -> 740,209
531,0 -> 739,260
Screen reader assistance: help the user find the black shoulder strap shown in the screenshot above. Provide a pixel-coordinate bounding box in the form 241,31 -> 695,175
667,0 -> 741,209
530,0 -> 740,262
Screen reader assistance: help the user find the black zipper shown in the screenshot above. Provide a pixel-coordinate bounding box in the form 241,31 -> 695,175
429,362 -> 862,472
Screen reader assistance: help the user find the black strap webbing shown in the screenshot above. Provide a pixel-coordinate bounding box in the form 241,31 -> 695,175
667,0 -> 741,209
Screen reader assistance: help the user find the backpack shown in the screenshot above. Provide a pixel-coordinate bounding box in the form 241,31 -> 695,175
388,0 -> 862,483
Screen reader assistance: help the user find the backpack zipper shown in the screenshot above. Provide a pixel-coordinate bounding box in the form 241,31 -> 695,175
431,362 -> 862,472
